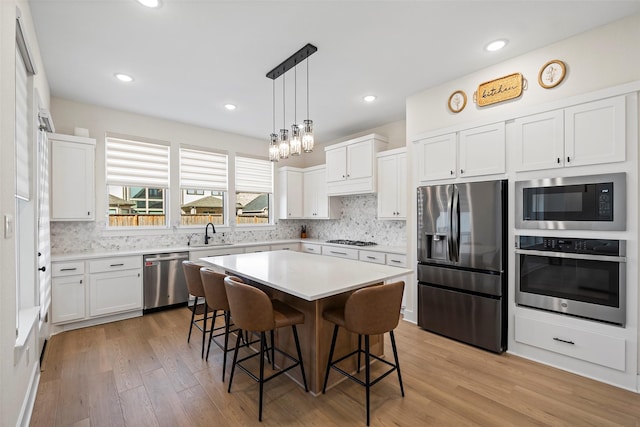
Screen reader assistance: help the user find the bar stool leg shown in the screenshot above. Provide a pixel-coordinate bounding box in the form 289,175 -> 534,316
322,325 -> 339,393
259,332 -> 266,422
227,329 -> 243,393
357,334 -> 362,373
188,296 -> 198,342
222,311 -> 231,381
390,330 -> 405,396
291,325 -> 308,392
270,330 -> 275,370
365,334 -> 371,426
201,306 -> 209,358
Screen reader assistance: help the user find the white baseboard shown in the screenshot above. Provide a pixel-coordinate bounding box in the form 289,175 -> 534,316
16,361 -> 40,427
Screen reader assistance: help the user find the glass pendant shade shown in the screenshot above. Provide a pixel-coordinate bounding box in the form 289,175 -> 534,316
269,133 -> 280,162
290,124 -> 302,156
279,128 -> 290,159
302,119 -> 314,153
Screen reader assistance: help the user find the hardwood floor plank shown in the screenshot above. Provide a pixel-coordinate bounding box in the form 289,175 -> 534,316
32,308 -> 640,426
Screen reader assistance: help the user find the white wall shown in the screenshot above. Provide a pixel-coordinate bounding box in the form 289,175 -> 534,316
1,0 -> 51,425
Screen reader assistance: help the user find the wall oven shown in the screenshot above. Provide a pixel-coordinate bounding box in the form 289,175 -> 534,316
515,236 -> 626,326
515,173 -> 626,230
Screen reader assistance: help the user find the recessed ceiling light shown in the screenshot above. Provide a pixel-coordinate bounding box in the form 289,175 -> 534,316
114,73 -> 134,83
224,104 -> 237,111
363,95 -> 377,103
136,0 -> 160,8
485,39 -> 508,52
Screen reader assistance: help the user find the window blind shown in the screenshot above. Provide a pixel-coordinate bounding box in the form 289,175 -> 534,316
180,147 -> 228,191
235,156 -> 273,193
106,136 -> 170,187
15,48 -> 30,200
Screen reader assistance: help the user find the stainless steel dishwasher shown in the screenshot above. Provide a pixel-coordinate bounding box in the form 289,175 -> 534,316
143,252 -> 190,313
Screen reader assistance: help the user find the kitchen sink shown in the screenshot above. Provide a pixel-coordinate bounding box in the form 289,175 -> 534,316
188,243 -> 233,248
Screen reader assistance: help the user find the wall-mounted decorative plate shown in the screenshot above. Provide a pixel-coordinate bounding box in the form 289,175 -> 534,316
538,60 -> 566,89
448,90 -> 467,113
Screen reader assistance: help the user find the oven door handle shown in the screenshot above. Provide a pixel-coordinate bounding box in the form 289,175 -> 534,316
515,248 -> 626,263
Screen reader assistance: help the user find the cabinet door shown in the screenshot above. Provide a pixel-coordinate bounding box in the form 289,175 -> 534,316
278,169 -> 303,219
325,147 -> 347,182
52,276 -> 85,323
564,96 -> 626,167
303,169 -> 318,218
416,133 -> 457,182
459,123 -> 505,177
346,140 -> 373,180
50,138 -> 95,220
377,154 -> 399,219
89,269 -> 142,317
513,110 -> 564,171
396,153 -> 407,219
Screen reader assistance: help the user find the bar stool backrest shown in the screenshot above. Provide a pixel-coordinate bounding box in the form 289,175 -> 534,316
345,281 -> 405,335
224,276 -> 275,332
182,261 -> 205,297
200,268 -> 230,311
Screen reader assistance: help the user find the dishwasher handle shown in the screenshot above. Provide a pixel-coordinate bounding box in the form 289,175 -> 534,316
144,253 -> 190,263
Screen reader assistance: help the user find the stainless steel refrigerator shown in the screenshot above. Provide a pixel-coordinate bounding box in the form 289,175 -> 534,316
417,180 -> 507,353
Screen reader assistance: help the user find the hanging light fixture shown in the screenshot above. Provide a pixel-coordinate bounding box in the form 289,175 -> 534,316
302,55 -> 314,153
289,66 -> 302,156
278,72 -> 290,159
268,79 -> 279,162
266,43 -> 317,160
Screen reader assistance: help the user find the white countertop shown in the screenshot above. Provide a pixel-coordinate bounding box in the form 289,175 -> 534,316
201,250 -> 412,301
51,238 -> 406,262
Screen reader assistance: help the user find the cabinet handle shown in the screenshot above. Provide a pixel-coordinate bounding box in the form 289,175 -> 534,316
80,279 -> 83,284
450,170 -> 454,175
87,211 -> 91,216
330,251 -> 347,255
342,174 -> 345,178
110,263 -> 125,267
390,260 -> 402,264
557,157 -> 561,164
60,267 -> 77,271
366,256 -> 377,260
460,169 -> 464,174
567,156 -> 571,163
553,337 -> 575,345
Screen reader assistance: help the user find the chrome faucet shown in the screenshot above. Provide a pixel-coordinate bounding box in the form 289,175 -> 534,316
204,223 -> 216,244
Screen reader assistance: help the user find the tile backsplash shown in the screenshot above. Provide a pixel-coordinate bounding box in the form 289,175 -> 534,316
50,194 -> 407,254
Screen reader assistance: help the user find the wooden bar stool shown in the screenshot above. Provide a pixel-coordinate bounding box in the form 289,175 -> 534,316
322,281 -> 405,426
199,268 -> 241,381
182,261 -> 220,358
224,276 -> 308,422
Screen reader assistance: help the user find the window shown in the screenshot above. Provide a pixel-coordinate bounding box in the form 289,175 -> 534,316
235,156 -> 273,225
180,146 -> 228,226
106,135 -> 170,227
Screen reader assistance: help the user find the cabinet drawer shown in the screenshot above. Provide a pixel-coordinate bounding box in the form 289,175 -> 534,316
386,254 -> 407,268
89,256 -> 142,273
245,245 -> 271,253
52,261 -> 85,277
515,314 -> 625,371
322,246 -> 358,260
301,243 -> 322,254
189,247 -> 244,262
271,243 -> 300,251
359,250 -> 385,264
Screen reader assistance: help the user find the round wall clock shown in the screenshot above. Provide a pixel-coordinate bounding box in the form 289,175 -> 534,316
538,60 -> 566,89
448,90 -> 467,113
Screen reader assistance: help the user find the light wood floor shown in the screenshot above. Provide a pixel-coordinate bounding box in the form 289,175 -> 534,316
31,307 -> 640,426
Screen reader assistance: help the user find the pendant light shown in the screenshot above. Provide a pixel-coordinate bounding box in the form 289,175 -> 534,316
266,43 -> 317,160
302,55 -> 314,153
278,72 -> 290,159
268,80 -> 279,162
290,65 -> 302,156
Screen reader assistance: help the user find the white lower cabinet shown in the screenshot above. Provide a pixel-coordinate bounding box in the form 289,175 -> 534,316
301,243 -> 322,255
271,243 -> 300,251
88,257 -> 142,317
515,312 -> 625,371
52,275 -> 85,323
322,246 -> 359,260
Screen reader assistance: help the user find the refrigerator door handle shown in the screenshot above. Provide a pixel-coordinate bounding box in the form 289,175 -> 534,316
450,186 -> 460,262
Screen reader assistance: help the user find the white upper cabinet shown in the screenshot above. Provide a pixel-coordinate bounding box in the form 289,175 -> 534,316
514,96 -> 626,172
458,122 -> 505,177
325,133 -> 388,195
415,122 -> 505,183
277,167 -> 304,219
49,133 -> 96,221
377,148 -> 407,219
303,166 -> 339,219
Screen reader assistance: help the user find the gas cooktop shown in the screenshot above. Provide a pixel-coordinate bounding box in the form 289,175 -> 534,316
325,239 -> 377,247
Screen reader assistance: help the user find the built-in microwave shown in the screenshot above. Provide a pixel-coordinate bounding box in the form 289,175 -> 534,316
515,173 -> 626,231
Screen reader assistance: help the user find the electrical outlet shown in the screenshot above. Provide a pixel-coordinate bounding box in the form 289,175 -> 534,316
4,214 -> 14,238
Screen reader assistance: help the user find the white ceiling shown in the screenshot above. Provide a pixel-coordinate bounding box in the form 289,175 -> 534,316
30,0 -> 640,144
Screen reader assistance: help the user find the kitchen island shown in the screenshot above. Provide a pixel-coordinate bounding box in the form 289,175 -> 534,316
201,250 -> 412,395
